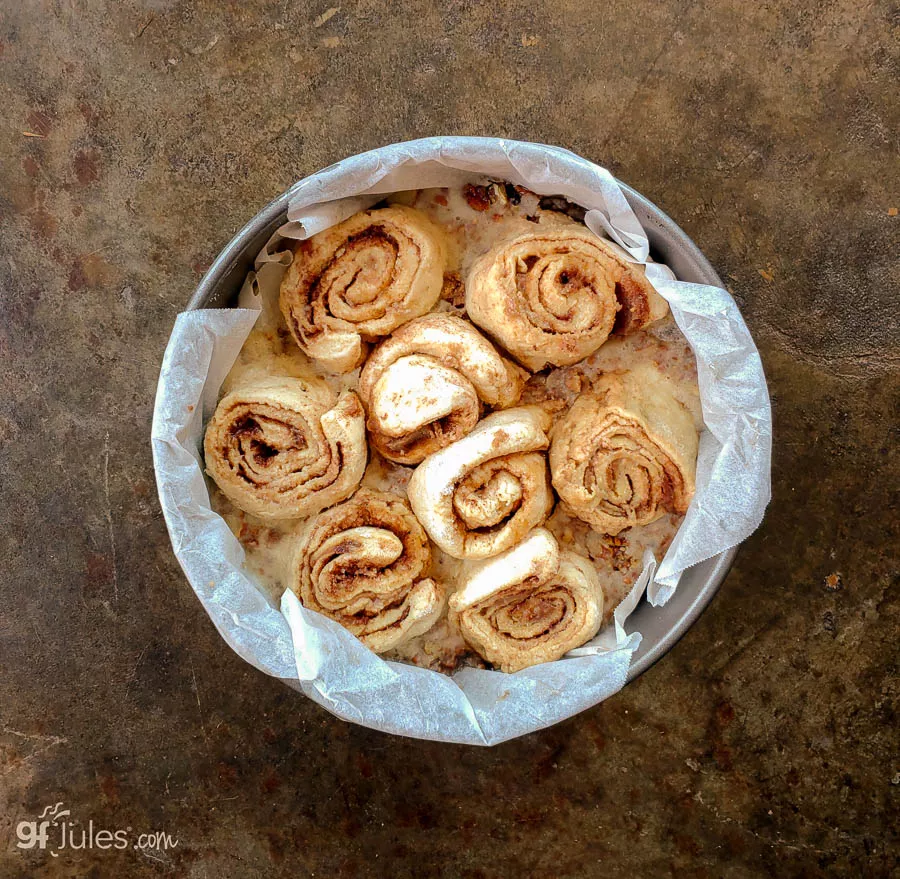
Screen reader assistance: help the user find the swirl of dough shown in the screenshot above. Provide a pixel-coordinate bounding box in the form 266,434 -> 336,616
407,407 -> 554,559
358,314 -> 527,464
290,489 -> 445,652
449,528 -> 604,673
549,367 -> 698,535
203,379 -> 366,521
465,226 -> 668,370
280,206 -> 446,373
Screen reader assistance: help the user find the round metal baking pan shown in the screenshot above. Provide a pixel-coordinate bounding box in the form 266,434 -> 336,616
187,150 -> 737,684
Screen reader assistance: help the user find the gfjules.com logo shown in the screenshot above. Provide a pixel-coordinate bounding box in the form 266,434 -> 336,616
16,802 -> 178,857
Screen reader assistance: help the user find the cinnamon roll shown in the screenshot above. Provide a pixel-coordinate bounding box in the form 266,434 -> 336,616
449,528 -> 604,672
358,313 -> 526,464
280,206 -> 446,372
549,367 -> 698,535
203,379 -> 366,520
406,407 -> 554,559
290,489 -> 445,653
466,225 -> 668,370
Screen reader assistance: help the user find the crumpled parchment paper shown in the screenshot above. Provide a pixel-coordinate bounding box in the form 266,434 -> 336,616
152,137 -> 771,745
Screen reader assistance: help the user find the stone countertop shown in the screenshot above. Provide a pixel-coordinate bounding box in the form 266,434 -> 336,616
1,1 -> 896,876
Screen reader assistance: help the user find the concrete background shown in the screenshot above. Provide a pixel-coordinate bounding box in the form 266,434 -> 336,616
1,1 -> 897,876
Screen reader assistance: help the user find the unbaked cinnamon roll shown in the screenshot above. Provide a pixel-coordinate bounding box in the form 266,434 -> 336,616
449,528 -> 604,672
466,225 -> 668,370
406,407 -> 554,559
358,313 -> 527,464
280,206 -> 446,373
549,367 -> 698,535
203,379 -> 366,520
290,489 -> 445,652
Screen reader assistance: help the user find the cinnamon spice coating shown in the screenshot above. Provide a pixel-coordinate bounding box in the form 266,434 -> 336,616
549,366 -> 697,535
465,224 -> 668,371
407,407 -> 555,559
290,489 -> 445,653
449,528 -> 604,672
280,206 -> 447,373
204,378 -> 367,521
358,313 -> 526,464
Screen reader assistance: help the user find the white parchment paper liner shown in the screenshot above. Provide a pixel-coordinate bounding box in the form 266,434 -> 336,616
152,137 -> 771,745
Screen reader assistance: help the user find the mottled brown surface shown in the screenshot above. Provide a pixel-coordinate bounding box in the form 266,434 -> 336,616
1,1 -> 897,877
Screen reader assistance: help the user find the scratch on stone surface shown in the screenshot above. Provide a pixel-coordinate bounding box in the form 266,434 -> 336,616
84,243 -> 114,259
123,644 -> 148,700
760,322 -> 900,372
135,14 -> 155,39
189,657 -> 208,746
1,727 -> 68,777
103,431 -> 120,604
139,847 -> 168,866
2,727 -> 68,746
693,790 -> 840,857
190,34 -> 220,55
598,0 -> 696,157
685,148 -> 764,178
313,6 -> 339,27
709,614 -> 783,674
